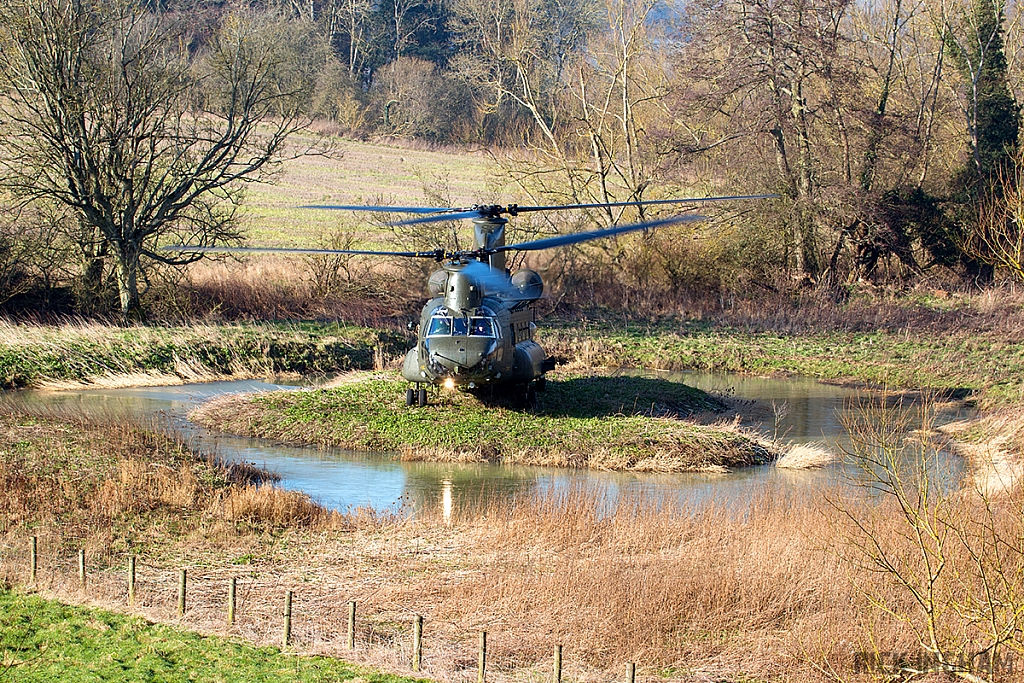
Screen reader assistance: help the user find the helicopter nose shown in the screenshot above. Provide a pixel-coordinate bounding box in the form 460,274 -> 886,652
426,339 -> 491,375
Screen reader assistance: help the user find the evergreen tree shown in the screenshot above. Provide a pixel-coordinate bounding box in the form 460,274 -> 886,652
945,0 -> 1019,280
949,0 -> 1019,187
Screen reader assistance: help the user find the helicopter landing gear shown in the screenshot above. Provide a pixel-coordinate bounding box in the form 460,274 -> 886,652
525,382 -> 538,409
535,376 -> 547,392
406,384 -> 429,407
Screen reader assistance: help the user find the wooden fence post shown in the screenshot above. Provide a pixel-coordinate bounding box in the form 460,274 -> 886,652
626,662 -> 635,683
78,549 -> 85,587
347,601 -> 356,649
412,615 -> 423,671
227,578 -> 237,625
478,630 -> 487,683
29,536 -> 37,584
178,569 -> 187,616
128,556 -> 136,606
553,644 -> 562,683
283,590 -> 293,647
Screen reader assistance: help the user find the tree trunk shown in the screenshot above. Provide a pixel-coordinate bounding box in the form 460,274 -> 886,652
115,249 -> 143,323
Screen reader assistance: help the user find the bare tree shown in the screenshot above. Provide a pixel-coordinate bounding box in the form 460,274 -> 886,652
835,398 -> 1024,682
337,0 -> 377,75
0,0 -> 316,320
450,0 -> 599,150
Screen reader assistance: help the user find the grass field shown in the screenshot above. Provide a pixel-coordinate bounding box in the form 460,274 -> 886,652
0,589 -> 418,683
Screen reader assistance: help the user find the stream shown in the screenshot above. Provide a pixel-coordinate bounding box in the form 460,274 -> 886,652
6,371 -> 968,516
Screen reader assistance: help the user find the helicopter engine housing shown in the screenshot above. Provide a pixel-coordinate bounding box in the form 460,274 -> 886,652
444,270 -> 483,311
511,340 -> 546,383
427,269 -> 446,297
511,269 -> 543,302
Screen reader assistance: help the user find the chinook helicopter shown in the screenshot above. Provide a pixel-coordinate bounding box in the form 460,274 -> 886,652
168,195 -> 773,406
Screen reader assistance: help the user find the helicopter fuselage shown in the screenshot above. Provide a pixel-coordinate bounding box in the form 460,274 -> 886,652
401,258 -> 552,394
401,297 -> 547,390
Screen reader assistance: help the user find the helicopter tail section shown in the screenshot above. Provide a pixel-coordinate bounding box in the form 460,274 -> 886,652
401,348 -> 422,383
511,340 -> 547,383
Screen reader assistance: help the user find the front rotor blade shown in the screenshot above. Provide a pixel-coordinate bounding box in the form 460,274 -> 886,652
390,210 -> 485,226
497,214 -> 705,252
511,194 -> 778,213
160,245 -> 443,258
298,204 -> 459,214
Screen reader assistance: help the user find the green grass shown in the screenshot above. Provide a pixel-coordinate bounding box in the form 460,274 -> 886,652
540,318 -> 1015,405
192,372 -> 778,471
0,321 -> 407,389
0,589 -> 420,683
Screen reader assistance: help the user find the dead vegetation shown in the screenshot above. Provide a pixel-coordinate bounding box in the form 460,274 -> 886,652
0,407 -> 349,547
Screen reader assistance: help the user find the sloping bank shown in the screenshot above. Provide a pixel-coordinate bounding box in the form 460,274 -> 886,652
0,321 -> 406,389
190,372 -> 782,472
937,407 -> 1024,496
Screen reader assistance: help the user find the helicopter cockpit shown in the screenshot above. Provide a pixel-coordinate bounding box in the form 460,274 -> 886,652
426,314 -> 497,337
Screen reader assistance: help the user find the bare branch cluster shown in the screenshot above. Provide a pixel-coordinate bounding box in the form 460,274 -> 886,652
0,0 -> 319,319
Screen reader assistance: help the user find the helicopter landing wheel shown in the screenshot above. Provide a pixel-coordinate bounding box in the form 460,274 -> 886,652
406,388 -> 415,406
526,384 -> 538,409
417,387 -> 428,407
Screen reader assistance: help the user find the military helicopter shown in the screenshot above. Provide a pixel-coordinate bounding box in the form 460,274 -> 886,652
167,195 -> 773,406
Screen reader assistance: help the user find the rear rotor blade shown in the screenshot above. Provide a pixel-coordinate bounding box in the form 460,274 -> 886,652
298,204 -> 459,214
510,194 -> 778,214
160,245 -> 444,258
497,214 -> 705,252
390,210 -> 486,226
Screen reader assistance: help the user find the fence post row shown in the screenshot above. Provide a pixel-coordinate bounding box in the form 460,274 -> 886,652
19,540 -> 652,680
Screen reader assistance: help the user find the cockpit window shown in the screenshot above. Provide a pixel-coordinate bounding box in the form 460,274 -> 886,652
426,315 -> 497,337
470,317 -> 495,336
427,316 -> 451,336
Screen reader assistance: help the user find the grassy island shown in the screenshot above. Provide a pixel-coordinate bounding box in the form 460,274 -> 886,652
191,372 -> 780,471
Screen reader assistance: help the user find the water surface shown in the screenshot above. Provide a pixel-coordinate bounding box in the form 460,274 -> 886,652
7,372 -> 967,516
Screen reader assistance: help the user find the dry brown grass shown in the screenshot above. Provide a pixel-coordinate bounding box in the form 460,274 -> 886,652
0,479 -> 939,683
148,257 -> 417,325
549,278 -> 1024,340
3,405 -> 1023,682
0,407 -> 348,542
776,442 -> 837,469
